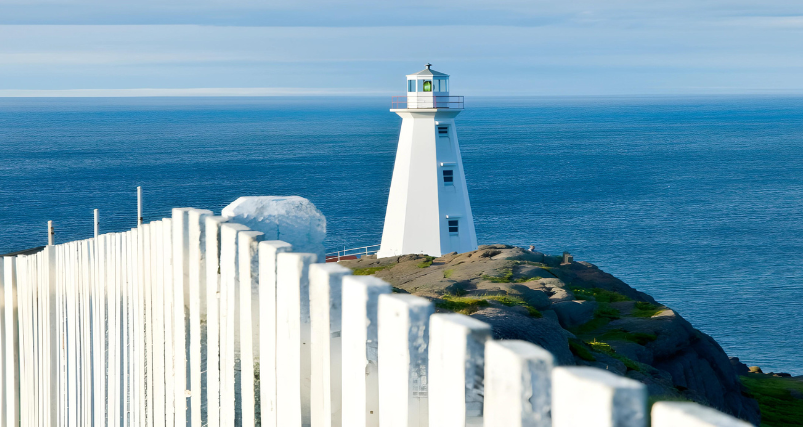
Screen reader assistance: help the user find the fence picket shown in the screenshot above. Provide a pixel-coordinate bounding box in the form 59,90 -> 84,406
256,240 -> 292,427
219,222 -> 249,427
237,230 -> 263,427
340,276 -> 390,427
377,294 -> 434,427
276,252 -> 317,427
428,313 -> 491,427
188,209 -> 213,427
309,263 -> 351,427
204,216 -> 228,427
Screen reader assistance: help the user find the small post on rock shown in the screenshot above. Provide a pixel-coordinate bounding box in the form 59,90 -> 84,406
137,186 -> 143,227
94,209 -> 99,238
48,220 -> 54,245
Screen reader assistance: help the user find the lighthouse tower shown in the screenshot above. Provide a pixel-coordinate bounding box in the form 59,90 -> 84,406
377,64 -> 478,258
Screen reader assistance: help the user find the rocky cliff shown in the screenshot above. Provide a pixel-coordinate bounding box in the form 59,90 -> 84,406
340,244 -> 761,425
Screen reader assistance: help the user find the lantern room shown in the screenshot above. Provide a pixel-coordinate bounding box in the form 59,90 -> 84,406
407,63 -> 449,95
405,63 -> 450,108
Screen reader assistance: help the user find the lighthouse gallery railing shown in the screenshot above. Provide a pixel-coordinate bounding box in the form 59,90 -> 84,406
391,95 -> 464,109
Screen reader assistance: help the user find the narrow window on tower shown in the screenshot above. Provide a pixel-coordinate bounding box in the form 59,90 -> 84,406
443,169 -> 454,185
448,220 -> 459,235
438,126 -> 449,135
408,80 -> 416,92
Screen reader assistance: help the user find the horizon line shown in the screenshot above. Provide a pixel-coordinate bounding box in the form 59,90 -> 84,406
1,87 -> 803,98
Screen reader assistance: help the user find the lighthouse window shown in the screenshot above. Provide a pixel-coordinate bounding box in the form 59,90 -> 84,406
438,126 -> 449,135
423,80 -> 432,92
434,78 -> 448,92
448,220 -> 459,234
408,80 -> 416,92
443,169 -> 454,185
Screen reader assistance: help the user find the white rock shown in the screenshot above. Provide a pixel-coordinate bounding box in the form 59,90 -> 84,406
222,196 -> 326,261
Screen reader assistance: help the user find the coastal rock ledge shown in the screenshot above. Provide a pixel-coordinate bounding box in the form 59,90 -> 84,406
340,244 -> 761,425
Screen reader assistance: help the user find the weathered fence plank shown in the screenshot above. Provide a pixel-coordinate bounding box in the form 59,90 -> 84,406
378,294 -> 434,427
237,229 -> 264,427
219,222 -> 249,427
309,262 -> 351,427
428,313 -> 491,427
552,366 -> 647,427
188,209 -> 213,427
276,252 -> 317,427
340,275 -> 390,427
483,340 -> 553,427
257,240 -> 292,427
204,216 -> 228,427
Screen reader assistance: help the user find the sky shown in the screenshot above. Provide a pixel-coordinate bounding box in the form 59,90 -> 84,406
1,0 -> 802,96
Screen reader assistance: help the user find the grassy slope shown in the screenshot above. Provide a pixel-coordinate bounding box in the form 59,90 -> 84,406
740,373 -> 803,427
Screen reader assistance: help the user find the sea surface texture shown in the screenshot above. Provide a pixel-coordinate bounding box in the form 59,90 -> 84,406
1,96 -> 801,374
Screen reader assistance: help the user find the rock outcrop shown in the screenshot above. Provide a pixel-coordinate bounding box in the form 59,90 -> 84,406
340,244 -> 761,425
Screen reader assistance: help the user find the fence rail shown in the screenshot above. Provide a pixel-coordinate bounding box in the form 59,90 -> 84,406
325,244 -> 380,262
0,205 -> 751,426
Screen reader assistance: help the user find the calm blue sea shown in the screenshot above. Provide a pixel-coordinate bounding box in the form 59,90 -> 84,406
1,96 -> 802,374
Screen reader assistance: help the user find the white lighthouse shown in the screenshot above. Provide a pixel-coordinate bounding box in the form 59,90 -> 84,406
377,64 -> 478,258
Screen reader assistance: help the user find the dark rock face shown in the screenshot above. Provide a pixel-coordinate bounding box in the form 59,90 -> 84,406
470,305 -> 575,365
340,245 -> 761,425
730,357 -> 750,376
552,300 -> 597,328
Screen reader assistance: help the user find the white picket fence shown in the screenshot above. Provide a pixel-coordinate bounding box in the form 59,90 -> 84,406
0,207 -> 752,427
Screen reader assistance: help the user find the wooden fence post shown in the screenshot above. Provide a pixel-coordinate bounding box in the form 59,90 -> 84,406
552,366 -> 647,427
484,340 -> 554,427
340,276 -> 390,427
219,222 -> 249,427
275,252 -> 317,427
428,314 -> 491,427
377,294 -> 434,427
309,263 -> 352,427
187,209 -> 213,427
257,240 -> 292,427
237,230 -> 264,427
203,216 -> 228,427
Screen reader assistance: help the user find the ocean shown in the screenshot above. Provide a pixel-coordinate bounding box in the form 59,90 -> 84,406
1,95 -> 801,374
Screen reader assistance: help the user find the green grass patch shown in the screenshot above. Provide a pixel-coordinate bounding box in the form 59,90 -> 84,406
594,304 -> 621,320
438,294 -> 542,318
570,286 -> 632,303
741,373 -> 803,427
600,328 -> 657,346
417,256 -> 435,268
436,295 -> 490,315
482,268 -> 542,283
571,317 -> 612,335
482,269 -> 514,283
588,340 -> 615,354
570,303 -> 621,335
351,265 -> 393,276
586,339 -> 643,371
443,269 -> 455,278
569,339 -> 595,361
483,295 -> 543,317
632,301 -> 665,318
525,306 -> 543,318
